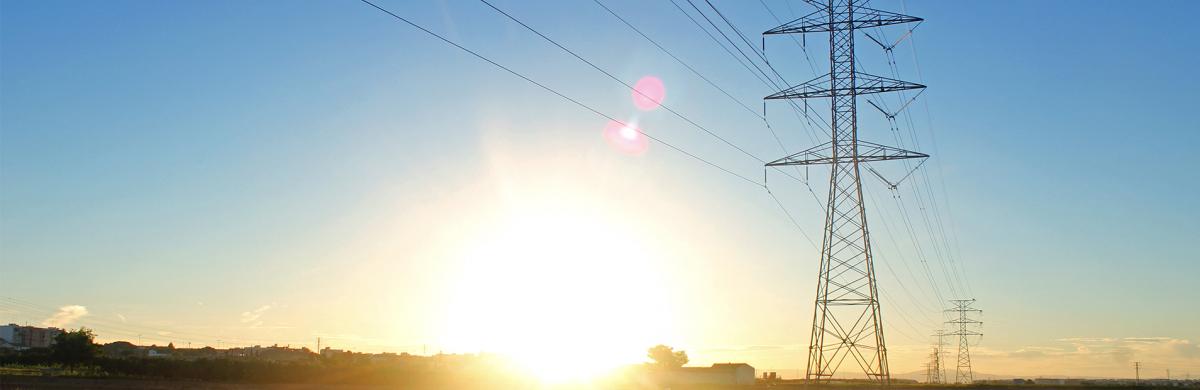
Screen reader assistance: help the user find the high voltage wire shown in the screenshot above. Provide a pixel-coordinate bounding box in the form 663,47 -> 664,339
660,0 -> 832,215
882,3 -> 975,299
472,0 -> 833,240
588,0 -> 827,213
589,0 -> 765,122
868,192 -> 944,317
473,0 -> 840,206
866,21 -> 973,300
356,0 -> 762,187
666,0 -> 774,90
696,0 -> 829,149
356,0 -> 827,244
476,0 -> 768,166
589,0 -> 796,166
665,0 -> 826,144
898,0 -> 974,299
845,5 -> 973,305
681,0 -> 830,137
756,0 -> 819,76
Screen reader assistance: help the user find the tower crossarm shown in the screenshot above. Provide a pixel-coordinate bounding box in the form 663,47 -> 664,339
765,72 -> 925,100
764,6 -> 922,35
766,140 -> 928,167
944,330 -> 983,336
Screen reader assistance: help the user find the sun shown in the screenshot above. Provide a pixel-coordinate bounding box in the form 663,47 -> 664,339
440,204 -> 676,383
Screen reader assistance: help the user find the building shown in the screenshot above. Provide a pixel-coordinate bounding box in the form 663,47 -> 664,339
0,324 -> 63,349
654,363 -> 757,386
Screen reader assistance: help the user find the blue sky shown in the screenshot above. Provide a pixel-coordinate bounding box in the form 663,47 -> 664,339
2,0 -> 1199,377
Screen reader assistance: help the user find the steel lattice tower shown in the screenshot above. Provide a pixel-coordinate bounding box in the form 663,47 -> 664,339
946,299 -> 982,384
762,0 -> 925,384
924,348 -> 942,384
933,329 -> 949,383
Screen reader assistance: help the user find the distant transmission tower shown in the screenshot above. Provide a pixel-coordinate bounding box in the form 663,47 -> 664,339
946,299 -> 982,384
933,330 -> 949,383
926,348 -> 942,384
762,0 -> 925,384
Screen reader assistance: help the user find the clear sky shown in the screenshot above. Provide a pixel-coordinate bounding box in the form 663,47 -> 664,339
2,0 -> 1198,380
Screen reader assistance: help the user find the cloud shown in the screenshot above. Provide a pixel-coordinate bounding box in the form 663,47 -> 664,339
1167,339 -> 1200,359
965,336 -> 1200,378
116,314 -> 127,323
1056,337 -> 1111,342
698,344 -> 801,353
240,305 -> 272,326
42,305 -> 88,328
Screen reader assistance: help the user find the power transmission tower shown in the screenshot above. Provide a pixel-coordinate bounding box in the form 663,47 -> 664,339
945,299 -> 982,384
762,0 -> 925,384
1134,362 -> 1141,385
926,348 -> 942,384
933,330 -> 949,383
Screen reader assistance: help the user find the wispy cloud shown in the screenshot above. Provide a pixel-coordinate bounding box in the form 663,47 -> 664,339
240,305 -> 272,327
116,314 -> 127,323
965,336 -> 1200,378
1056,337 -> 1117,343
42,305 -> 88,328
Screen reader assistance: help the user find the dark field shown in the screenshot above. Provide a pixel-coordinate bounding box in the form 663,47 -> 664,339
0,376 -> 1191,390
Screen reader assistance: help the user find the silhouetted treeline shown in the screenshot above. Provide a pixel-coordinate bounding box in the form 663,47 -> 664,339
0,348 -> 531,387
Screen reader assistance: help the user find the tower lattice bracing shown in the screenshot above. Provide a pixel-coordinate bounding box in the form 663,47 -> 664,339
762,0 -> 925,384
933,330 -> 949,384
946,299 -> 982,384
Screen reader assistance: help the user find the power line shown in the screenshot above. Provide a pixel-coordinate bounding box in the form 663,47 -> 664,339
757,0 -> 819,76
475,0 -> 819,188
356,0 -> 830,245
357,0 -> 761,187
666,0 -> 827,144
684,0 -> 829,136
589,0 -> 798,164
477,0 -> 768,164
899,0 -> 975,298
590,0 -> 765,122
852,16 -> 969,301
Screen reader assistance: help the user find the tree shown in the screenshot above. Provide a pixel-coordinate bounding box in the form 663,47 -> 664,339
51,327 -> 100,368
647,344 -> 688,369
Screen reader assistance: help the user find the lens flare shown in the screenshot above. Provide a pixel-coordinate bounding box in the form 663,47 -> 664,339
602,120 -> 649,155
631,76 -> 665,111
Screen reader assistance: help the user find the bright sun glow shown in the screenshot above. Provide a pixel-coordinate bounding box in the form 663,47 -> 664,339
602,120 -> 649,155
619,125 -> 638,140
441,204 -> 675,383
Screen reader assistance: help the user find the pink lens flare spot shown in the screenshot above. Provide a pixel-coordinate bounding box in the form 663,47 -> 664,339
602,120 -> 649,155
631,76 -> 665,111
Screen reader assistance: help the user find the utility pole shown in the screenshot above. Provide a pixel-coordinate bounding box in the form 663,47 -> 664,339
1134,361 -> 1141,385
762,1 -> 926,385
945,299 -> 982,384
